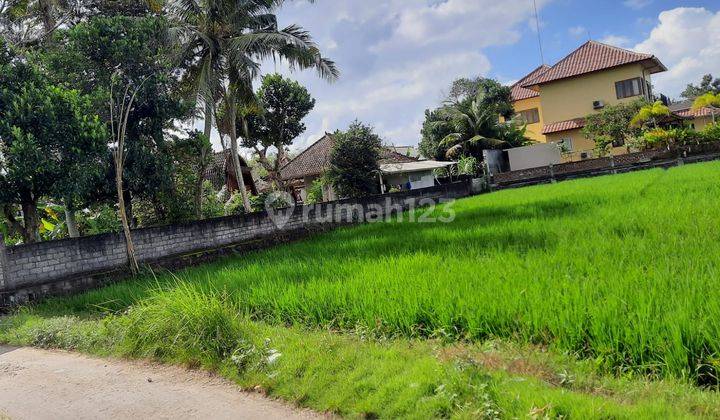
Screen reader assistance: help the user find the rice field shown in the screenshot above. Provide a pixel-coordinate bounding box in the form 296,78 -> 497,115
23,161 -> 720,383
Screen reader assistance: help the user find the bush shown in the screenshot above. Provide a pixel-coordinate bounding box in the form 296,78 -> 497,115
457,156 -> 480,176
306,178 -> 325,204
701,123 -> 720,143
594,135 -> 614,157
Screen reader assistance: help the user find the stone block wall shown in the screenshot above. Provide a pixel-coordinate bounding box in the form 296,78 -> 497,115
0,181 -> 472,306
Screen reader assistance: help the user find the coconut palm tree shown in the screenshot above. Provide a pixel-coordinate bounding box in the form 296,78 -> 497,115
170,0 -> 338,212
434,94 -> 512,160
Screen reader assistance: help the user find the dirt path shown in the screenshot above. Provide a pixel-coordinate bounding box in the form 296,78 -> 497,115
0,346 -> 327,420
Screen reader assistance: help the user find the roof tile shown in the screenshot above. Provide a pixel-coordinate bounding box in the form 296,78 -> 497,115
280,134 -> 417,181
542,118 -> 586,135
523,41 -> 665,87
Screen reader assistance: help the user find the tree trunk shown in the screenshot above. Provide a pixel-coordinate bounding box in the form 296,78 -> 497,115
65,206 -> 80,238
123,189 -> 135,229
116,166 -> 139,275
228,106 -> 252,213
20,201 -> 40,244
203,101 -> 213,139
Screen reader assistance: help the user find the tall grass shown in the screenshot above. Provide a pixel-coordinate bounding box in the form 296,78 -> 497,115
31,162 -> 720,382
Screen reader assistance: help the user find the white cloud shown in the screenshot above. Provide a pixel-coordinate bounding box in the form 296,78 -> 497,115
623,0 -> 653,10
568,26 -> 586,37
599,35 -> 632,47
634,7 -> 720,98
253,0 -> 551,148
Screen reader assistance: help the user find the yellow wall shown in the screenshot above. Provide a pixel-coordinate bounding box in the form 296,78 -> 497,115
546,129 -> 595,161
538,64 -> 650,124
691,116 -> 714,131
511,96 -> 546,143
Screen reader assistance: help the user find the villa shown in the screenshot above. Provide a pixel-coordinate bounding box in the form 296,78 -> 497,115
508,41 -> 667,161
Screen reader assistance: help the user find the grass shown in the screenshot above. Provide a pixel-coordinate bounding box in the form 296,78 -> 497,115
3,288 -> 720,418
3,161 -> 720,417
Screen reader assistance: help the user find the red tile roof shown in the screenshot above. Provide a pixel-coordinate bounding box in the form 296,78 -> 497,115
280,134 -> 417,181
510,65 -> 550,102
522,41 -> 666,88
542,118 -> 586,135
672,105 -> 720,119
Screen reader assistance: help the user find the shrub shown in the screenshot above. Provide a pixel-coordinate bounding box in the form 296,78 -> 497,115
593,135 -> 614,157
306,178 -> 325,204
701,123 -> 720,143
642,128 -> 677,149
457,156 -> 480,176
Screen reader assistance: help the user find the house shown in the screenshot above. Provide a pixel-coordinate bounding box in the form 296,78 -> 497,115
378,160 -> 455,193
203,151 -> 259,196
509,41 -> 667,161
280,133 -> 446,202
668,99 -> 719,131
389,145 -> 421,159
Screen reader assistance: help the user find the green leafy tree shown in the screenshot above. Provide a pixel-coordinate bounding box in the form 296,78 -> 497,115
171,0 -> 338,212
327,122 -> 382,199
681,74 -> 720,100
239,73 -> 315,188
42,15 -> 193,225
422,77 -> 523,161
582,100 -> 644,153
0,40 -> 108,243
446,77 -> 514,118
169,130 -> 213,220
419,107 -> 455,161
631,101 -> 670,128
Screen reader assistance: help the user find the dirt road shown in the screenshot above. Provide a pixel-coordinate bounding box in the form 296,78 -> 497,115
0,346 -> 326,420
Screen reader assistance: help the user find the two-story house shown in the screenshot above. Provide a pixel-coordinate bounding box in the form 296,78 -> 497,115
509,41 -> 667,160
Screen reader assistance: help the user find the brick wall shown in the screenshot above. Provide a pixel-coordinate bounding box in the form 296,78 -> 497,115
0,181 -> 473,306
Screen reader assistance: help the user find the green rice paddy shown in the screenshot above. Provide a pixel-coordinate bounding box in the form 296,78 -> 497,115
23,160 -> 720,384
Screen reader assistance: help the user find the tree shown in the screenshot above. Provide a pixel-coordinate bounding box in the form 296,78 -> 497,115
0,40 -> 108,243
693,92 -> 720,123
419,107 -> 455,161
170,130 -> 213,219
446,77 -> 514,118
239,73 -> 315,188
422,77 -> 522,161
631,101 -> 670,128
681,74 -> 720,100
171,0 -> 338,213
42,15 -> 193,226
582,100 -> 644,154
327,122 -> 382,199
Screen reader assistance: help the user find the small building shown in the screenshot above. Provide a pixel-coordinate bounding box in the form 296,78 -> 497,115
668,100 -> 719,131
203,151 -> 258,196
280,134 -> 421,202
379,161 -> 456,193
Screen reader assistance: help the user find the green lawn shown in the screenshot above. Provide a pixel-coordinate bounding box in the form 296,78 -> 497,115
4,161 -> 720,417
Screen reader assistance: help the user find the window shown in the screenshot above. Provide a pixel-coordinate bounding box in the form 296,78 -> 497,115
516,108 -> 540,124
615,77 -> 644,99
557,138 -> 573,152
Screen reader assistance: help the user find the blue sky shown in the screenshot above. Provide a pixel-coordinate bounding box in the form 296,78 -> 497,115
209,0 -> 720,152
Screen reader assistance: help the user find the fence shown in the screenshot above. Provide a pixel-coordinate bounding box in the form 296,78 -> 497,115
0,181 -> 475,306
492,143 -> 720,187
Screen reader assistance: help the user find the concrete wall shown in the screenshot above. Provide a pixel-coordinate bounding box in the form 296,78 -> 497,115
0,181 -> 473,306
507,143 -> 561,171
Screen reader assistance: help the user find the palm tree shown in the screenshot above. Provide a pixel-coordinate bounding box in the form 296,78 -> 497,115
170,0 -> 338,212
631,101 -> 670,128
433,94 -> 512,160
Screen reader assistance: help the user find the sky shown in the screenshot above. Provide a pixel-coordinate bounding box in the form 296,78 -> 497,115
204,0 -> 720,152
